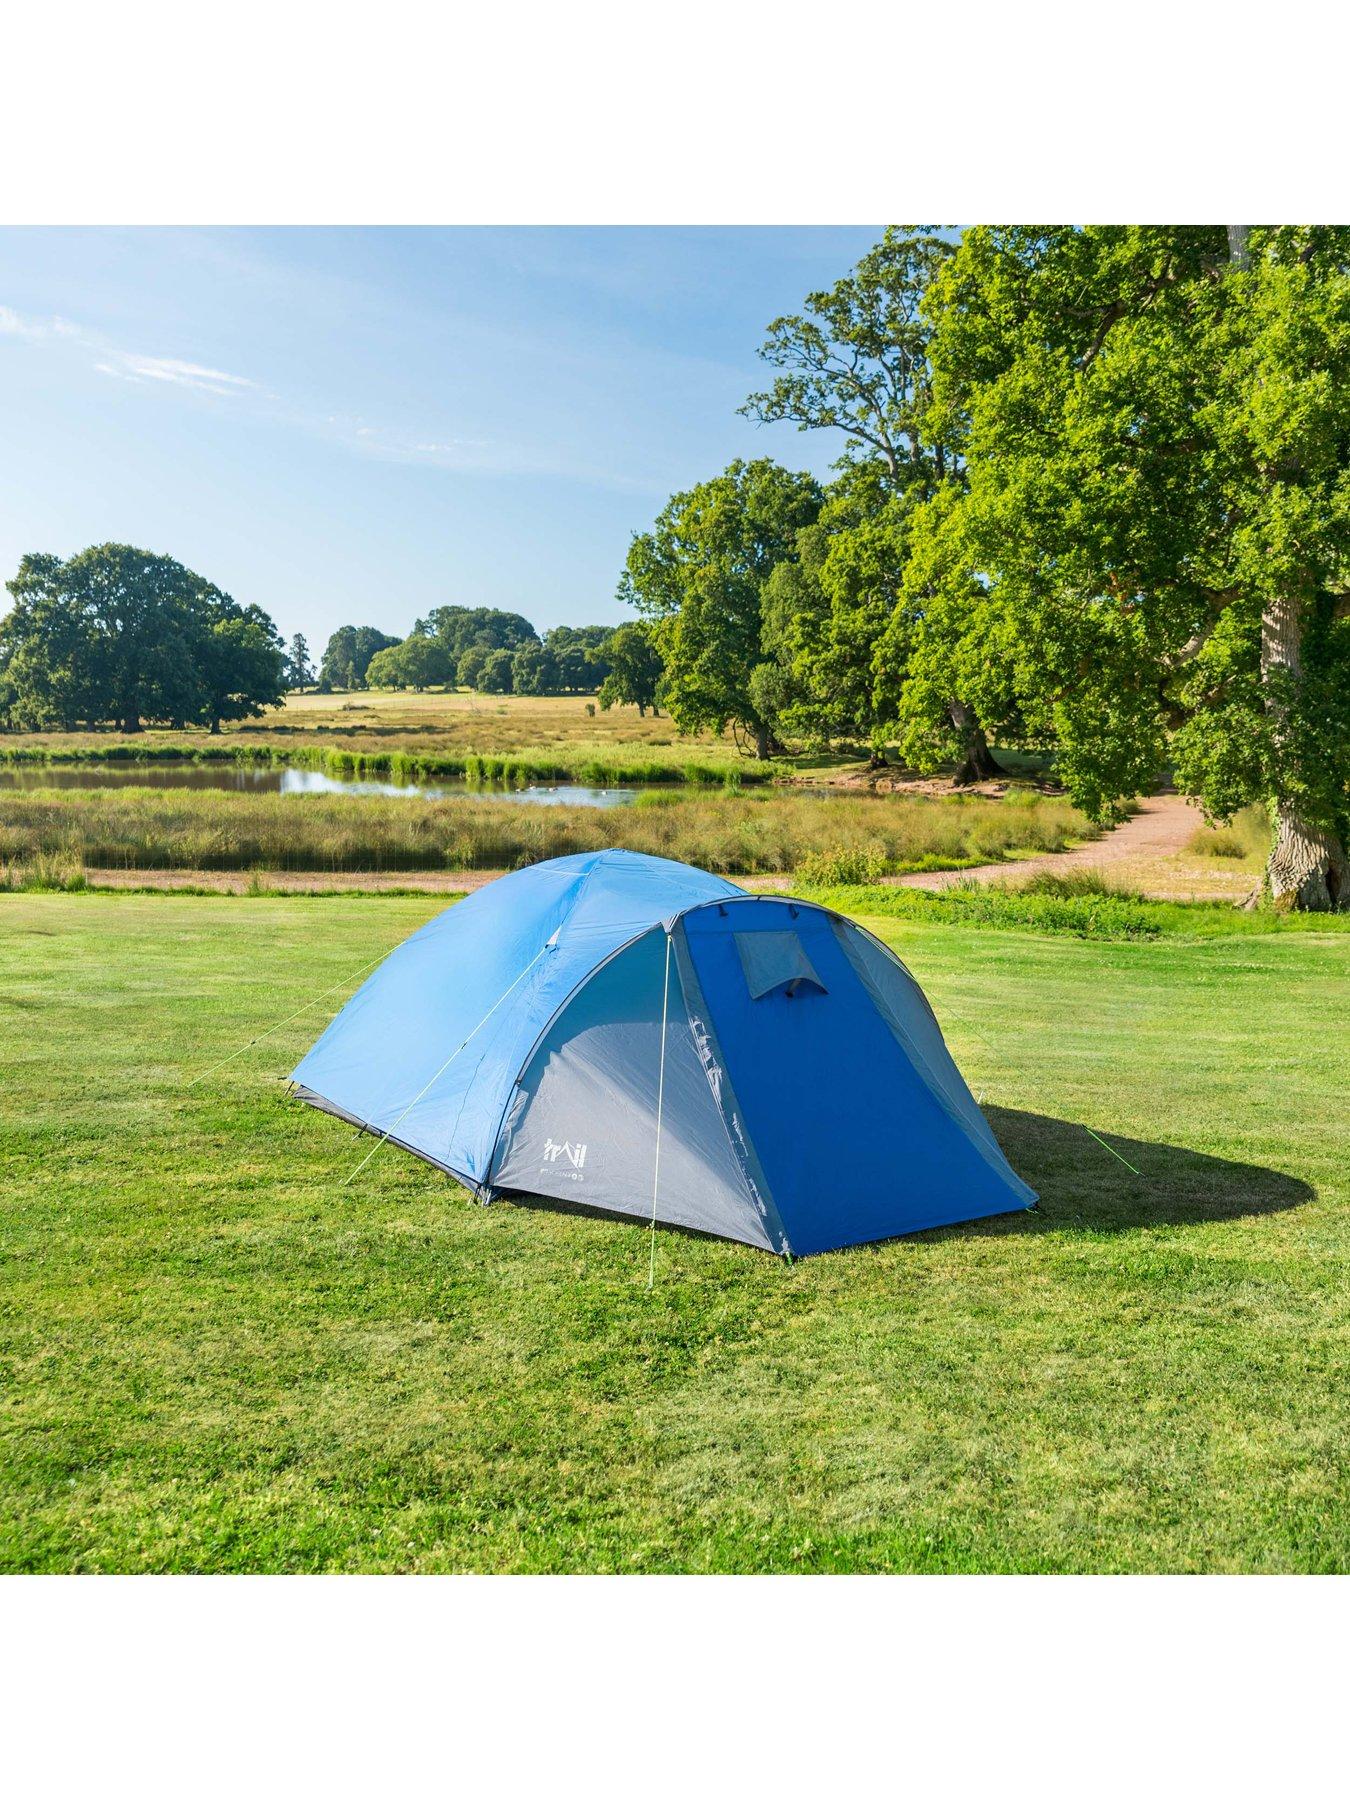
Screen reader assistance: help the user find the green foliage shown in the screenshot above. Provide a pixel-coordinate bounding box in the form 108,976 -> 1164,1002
621,458 -> 822,757
317,624 -> 401,690
509,640 -> 558,696
741,225 -> 955,490
795,841 -> 890,885
0,544 -> 285,733
198,602 -> 288,732
809,874 -> 1350,941
902,226 -> 1350,879
476,647 -> 516,694
364,634 -> 452,691
596,621 -> 663,716
455,642 -> 491,688
414,606 -> 538,663
803,876 -> 1166,938
286,633 -> 314,691
544,624 -> 610,691
762,467 -> 918,749
740,232 -> 972,752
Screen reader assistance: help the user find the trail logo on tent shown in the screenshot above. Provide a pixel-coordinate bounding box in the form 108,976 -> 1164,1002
542,1137 -> 587,1179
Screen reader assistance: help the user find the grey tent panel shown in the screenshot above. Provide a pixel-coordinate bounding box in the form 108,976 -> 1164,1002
734,930 -> 827,1001
490,928 -> 776,1251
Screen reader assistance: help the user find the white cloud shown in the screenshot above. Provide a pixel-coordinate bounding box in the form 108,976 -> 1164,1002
3,300 -> 255,395
117,352 -> 255,393
5,299 -> 657,492
0,304 -> 54,339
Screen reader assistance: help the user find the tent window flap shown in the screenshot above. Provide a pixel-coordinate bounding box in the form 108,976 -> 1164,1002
734,930 -> 827,1001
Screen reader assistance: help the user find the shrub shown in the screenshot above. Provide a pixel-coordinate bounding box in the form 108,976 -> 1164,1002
796,841 -> 890,886
800,876 -> 1163,938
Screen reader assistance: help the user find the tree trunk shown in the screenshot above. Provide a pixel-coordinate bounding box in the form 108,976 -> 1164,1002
209,716 -> 221,735
1259,590 -> 1349,910
120,713 -> 141,733
949,700 -> 1002,785
1265,802 -> 1348,911
752,724 -> 773,761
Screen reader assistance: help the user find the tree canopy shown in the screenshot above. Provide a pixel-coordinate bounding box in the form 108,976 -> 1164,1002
621,458 -> 822,758
597,621 -> 663,716
414,606 -> 538,665
364,634 -> 452,691
900,225 -> 1350,907
739,228 -> 1000,779
1,544 -> 285,732
742,226 -> 955,491
286,633 -> 314,690
616,223 -> 1350,906
318,625 -> 401,690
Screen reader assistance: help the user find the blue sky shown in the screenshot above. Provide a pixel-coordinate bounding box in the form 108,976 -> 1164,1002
0,228 -> 881,650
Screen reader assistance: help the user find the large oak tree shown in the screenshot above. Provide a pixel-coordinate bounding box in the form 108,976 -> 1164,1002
903,225 -> 1350,909
1,543 -> 284,733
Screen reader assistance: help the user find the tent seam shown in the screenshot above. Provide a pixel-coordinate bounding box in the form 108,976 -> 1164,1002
669,919 -> 792,1256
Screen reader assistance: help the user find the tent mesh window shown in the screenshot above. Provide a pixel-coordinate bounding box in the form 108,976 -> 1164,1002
733,930 -> 827,1001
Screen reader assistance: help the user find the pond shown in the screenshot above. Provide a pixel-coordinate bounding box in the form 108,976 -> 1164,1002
0,764 -> 641,808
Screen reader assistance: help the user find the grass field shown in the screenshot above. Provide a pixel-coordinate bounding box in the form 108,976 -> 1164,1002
0,690 -> 796,780
3,889 -> 1347,1573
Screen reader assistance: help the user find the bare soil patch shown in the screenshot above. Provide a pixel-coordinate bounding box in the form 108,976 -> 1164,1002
889,794 -> 1255,901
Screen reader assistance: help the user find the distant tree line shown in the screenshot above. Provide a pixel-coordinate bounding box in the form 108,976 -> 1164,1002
0,548 -> 666,734
0,544 -> 285,732
619,224 -> 1350,910
312,605 -> 662,713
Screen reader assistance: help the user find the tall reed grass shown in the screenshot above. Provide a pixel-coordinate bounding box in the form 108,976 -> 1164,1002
0,741 -> 766,786
0,786 -> 1092,877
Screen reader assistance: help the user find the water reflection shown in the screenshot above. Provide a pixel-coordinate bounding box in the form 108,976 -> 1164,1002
0,762 -> 640,808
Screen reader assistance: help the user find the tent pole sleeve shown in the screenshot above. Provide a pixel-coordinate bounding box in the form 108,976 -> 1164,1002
646,929 -> 672,1291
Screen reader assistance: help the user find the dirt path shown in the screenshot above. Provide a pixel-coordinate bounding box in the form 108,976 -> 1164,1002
890,793 -> 1206,891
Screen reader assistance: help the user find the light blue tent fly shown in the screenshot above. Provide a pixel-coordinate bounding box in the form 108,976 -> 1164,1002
291,849 -> 1035,1255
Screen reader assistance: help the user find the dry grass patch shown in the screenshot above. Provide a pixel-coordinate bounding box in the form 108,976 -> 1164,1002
0,786 -> 1092,877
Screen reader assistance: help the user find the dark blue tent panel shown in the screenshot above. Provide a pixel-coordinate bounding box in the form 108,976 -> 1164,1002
292,850 -> 1034,1255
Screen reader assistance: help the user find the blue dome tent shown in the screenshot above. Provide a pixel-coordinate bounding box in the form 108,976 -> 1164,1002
291,849 -> 1035,1255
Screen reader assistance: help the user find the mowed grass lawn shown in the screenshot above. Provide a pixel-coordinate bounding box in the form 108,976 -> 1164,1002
2,891 -> 1347,1572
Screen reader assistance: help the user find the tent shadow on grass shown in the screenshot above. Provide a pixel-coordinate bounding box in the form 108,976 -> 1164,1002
485,1109 -> 1312,1254
491,1106 -> 1312,1255
981,1106 -> 1314,1234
